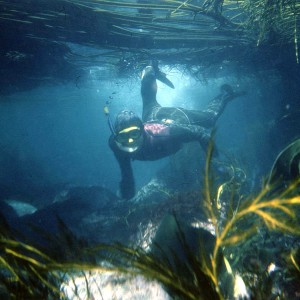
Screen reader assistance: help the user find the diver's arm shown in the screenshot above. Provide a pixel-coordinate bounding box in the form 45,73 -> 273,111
118,155 -> 135,200
109,137 -> 135,199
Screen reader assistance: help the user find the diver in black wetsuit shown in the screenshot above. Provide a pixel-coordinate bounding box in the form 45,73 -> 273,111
109,63 -> 244,199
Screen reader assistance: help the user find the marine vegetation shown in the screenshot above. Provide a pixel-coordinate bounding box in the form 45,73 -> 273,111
201,142 -> 300,299
1,0 -> 298,82
0,216 -> 62,299
94,142 -> 300,299
1,142 -> 300,299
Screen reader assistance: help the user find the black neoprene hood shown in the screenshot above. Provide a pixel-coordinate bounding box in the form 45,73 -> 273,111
114,110 -> 143,133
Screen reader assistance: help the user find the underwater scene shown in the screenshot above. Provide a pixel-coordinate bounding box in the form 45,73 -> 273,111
1,0 -> 300,299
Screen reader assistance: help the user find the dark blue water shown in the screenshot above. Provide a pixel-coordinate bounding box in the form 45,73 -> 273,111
1,2 -> 300,299
0,67 -> 284,206
0,0 -> 299,227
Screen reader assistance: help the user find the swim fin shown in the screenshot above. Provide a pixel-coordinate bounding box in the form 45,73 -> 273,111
156,70 -> 175,89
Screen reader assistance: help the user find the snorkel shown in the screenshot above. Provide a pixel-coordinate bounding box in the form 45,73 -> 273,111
103,100 -> 116,136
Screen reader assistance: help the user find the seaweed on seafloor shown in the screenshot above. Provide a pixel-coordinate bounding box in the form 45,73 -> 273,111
27,216 -> 92,263
0,232 -> 63,299
1,140 -> 300,299
0,216 -> 102,300
202,140 -> 300,299
290,248 -> 300,275
84,142 -> 300,300
88,224 -> 224,300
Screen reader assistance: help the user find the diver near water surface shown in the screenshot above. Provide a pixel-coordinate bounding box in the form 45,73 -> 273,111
108,61 -> 245,199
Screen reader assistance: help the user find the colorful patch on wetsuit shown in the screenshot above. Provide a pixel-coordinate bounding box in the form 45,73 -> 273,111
144,123 -> 170,136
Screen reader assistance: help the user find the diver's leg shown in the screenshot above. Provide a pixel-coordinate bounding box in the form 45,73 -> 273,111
183,84 -> 245,127
153,107 -> 191,123
141,66 -> 161,122
169,122 -> 211,153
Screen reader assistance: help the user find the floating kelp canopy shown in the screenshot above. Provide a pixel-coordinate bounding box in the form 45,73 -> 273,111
0,0 -> 299,83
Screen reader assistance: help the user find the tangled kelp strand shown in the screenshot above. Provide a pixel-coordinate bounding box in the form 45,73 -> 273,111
202,141 -> 300,298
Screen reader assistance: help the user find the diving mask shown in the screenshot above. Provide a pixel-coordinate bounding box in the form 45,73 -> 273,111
115,126 -> 143,153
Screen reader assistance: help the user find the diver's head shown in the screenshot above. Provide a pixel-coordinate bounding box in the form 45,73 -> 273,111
114,110 -> 143,153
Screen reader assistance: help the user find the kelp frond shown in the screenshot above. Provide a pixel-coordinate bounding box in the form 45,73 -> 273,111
203,141 -> 300,295
290,248 -> 300,273
0,234 -> 117,299
0,236 -> 63,298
